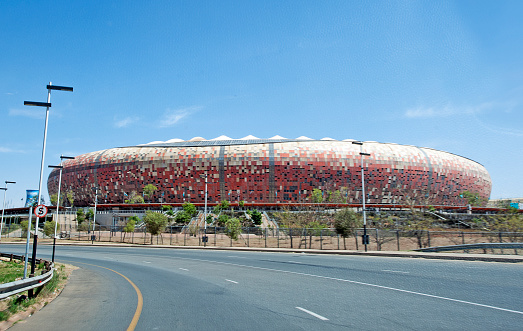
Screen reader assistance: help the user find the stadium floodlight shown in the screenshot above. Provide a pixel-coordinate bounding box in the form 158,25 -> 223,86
0,181 -> 16,240
353,141 -> 370,252
25,82 -> 73,297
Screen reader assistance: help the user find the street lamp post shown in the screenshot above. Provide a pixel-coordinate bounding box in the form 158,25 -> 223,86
49,155 -> 75,262
202,174 -> 208,246
0,181 -> 16,240
352,141 -> 371,252
92,187 -> 98,244
24,83 -> 73,282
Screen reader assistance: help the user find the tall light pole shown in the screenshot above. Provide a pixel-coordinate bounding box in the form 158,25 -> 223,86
0,181 -> 16,240
352,141 -> 371,252
49,155 -> 75,262
92,187 -> 98,244
24,83 -> 73,280
202,173 -> 208,246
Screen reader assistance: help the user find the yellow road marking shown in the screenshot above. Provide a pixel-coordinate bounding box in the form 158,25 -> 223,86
62,260 -> 143,331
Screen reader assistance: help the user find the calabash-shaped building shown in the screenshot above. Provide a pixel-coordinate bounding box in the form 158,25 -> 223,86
47,136 -> 492,207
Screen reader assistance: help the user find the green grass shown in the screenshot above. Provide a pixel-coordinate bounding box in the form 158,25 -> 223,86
0,261 -> 67,322
0,260 -> 25,284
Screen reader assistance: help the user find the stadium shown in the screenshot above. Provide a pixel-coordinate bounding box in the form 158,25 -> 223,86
47,136 -> 492,207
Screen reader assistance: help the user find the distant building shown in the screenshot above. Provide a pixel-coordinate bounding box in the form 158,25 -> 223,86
487,198 -> 523,210
47,136 -> 492,207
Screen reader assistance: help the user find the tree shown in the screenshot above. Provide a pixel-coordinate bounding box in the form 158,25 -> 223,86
143,211 -> 168,244
239,200 -> 245,209
334,208 -> 362,249
66,190 -> 75,207
162,205 -> 175,217
43,220 -> 60,238
76,209 -> 86,224
225,218 -> 242,240
182,202 -> 198,217
175,211 -> 191,224
460,191 -> 486,207
216,214 -> 230,227
219,200 -> 230,210
248,209 -> 263,225
21,219 -> 36,236
85,209 -> 94,222
143,184 -> 158,201
50,193 -> 58,206
311,189 -> 323,203
123,216 -> 138,241
126,191 -> 144,204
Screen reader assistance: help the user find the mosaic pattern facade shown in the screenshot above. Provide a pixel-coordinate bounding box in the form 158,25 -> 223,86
47,139 -> 492,207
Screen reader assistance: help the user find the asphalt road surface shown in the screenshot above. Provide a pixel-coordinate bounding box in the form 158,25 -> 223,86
1,244 -> 521,330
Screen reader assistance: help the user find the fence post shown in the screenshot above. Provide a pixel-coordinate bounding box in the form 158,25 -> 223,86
277,228 -> 280,248
214,227 -> 216,246
170,226 -> 172,246
461,231 -> 465,245
337,234 -> 340,250
247,227 -> 250,247
427,230 -> 431,247
396,230 -> 400,251
290,228 -> 293,248
265,228 -> 267,248
320,229 -> 323,250
144,228 -> 146,244
375,228 -> 380,251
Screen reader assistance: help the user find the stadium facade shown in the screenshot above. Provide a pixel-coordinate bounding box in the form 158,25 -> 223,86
47,136 -> 492,207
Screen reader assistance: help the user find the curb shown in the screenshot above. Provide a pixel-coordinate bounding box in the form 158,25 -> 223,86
17,241 -> 521,263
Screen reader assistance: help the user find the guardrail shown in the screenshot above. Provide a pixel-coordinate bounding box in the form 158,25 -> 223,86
0,253 -> 54,300
415,243 -> 523,253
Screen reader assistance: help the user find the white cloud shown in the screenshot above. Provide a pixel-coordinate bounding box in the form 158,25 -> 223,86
159,106 -> 201,128
0,146 -> 26,153
114,116 -> 139,128
403,102 -> 499,118
8,108 -> 45,119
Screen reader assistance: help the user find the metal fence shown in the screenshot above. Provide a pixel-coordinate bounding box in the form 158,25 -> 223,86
33,225 -> 523,254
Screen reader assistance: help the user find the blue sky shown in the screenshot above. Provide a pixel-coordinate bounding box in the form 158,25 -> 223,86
1,1 -> 522,207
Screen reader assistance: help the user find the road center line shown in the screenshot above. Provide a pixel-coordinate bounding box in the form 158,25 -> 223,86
296,307 -> 329,320
177,257 -> 523,315
179,268 -> 189,271
225,279 -> 238,284
382,269 -> 409,274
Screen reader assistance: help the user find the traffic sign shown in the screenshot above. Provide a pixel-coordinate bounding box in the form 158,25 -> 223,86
34,205 -> 48,218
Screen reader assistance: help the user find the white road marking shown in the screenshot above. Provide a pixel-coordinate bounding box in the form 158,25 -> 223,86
143,261 -> 151,264
382,269 -> 409,274
296,307 -> 329,320
225,279 -> 238,284
288,261 -> 303,264
177,257 -> 523,315
179,268 -> 189,271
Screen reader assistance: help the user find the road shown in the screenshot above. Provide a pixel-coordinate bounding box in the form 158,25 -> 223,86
1,244 -> 522,330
